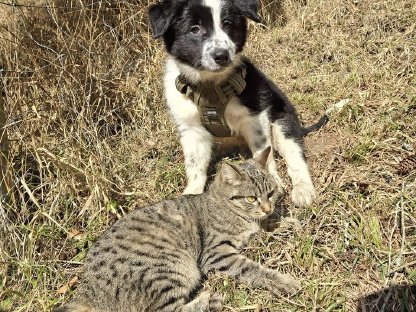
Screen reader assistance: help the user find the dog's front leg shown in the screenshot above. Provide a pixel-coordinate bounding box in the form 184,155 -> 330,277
180,126 -> 213,195
271,121 -> 316,207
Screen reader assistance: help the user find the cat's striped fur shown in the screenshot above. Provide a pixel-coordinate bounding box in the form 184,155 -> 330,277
55,147 -> 300,312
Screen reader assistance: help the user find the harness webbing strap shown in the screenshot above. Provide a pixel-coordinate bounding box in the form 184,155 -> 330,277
175,64 -> 247,137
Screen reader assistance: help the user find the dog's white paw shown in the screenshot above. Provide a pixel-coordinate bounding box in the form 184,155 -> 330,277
291,182 -> 316,207
183,184 -> 205,195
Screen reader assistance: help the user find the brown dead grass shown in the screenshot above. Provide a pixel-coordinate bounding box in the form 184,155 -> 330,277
1,0 -> 415,311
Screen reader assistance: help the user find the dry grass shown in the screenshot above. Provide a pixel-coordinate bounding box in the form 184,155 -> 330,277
0,0 -> 415,311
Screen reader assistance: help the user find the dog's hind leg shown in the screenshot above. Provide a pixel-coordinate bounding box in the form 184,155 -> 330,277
180,126 -> 213,194
235,111 -> 284,191
271,120 -> 316,207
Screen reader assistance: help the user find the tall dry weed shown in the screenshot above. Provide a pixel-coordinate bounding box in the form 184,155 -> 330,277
1,1 -> 181,310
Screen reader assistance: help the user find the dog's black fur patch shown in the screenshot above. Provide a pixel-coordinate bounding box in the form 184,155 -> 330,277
238,59 -> 305,139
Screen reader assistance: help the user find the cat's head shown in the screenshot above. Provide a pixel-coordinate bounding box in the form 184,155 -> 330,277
212,147 -> 281,220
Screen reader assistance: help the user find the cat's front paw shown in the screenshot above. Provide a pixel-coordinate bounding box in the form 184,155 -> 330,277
265,273 -> 301,296
291,182 -> 316,207
189,291 -> 222,311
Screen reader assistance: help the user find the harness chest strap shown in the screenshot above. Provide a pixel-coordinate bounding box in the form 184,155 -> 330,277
175,64 -> 247,137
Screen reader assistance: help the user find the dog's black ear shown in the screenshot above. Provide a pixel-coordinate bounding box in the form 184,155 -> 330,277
235,0 -> 261,23
148,0 -> 181,38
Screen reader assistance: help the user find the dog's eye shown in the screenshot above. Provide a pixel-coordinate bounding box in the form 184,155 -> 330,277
245,196 -> 256,203
190,25 -> 201,34
222,20 -> 232,29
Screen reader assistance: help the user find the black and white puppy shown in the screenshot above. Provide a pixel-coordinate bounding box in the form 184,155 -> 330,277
148,0 -> 326,207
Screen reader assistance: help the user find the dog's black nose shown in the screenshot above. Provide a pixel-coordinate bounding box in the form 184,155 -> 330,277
212,49 -> 231,66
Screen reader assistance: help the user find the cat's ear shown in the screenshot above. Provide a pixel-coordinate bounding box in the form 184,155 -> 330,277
253,146 -> 271,169
220,163 -> 244,186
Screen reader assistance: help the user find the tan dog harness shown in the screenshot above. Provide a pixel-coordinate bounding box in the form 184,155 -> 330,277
175,64 -> 247,137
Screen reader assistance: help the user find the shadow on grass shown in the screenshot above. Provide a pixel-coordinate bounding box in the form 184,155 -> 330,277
260,198 -> 289,232
357,285 -> 416,312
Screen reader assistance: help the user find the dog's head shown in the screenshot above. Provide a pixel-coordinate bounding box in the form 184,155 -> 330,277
149,0 -> 260,73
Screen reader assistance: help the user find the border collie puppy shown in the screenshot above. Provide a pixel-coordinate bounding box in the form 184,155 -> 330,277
148,0 -> 327,207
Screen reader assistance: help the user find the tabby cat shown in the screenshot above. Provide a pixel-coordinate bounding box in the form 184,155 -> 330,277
55,147 -> 300,312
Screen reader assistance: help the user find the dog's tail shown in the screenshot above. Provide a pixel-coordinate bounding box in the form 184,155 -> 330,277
301,99 -> 351,136
301,114 -> 329,136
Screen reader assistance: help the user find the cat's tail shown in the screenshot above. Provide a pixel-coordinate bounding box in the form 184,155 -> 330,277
301,99 -> 351,136
53,301 -> 96,312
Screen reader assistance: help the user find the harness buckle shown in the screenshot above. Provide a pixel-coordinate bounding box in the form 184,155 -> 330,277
175,63 -> 247,137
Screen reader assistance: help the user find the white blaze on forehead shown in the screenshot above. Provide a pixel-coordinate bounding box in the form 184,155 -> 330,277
203,0 -> 223,33
201,0 -> 237,72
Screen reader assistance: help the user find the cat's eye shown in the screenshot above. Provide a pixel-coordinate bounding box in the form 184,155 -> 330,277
190,25 -> 201,34
245,196 -> 256,203
268,189 -> 276,198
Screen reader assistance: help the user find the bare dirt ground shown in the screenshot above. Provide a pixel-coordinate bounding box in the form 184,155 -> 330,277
1,0 -> 415,311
